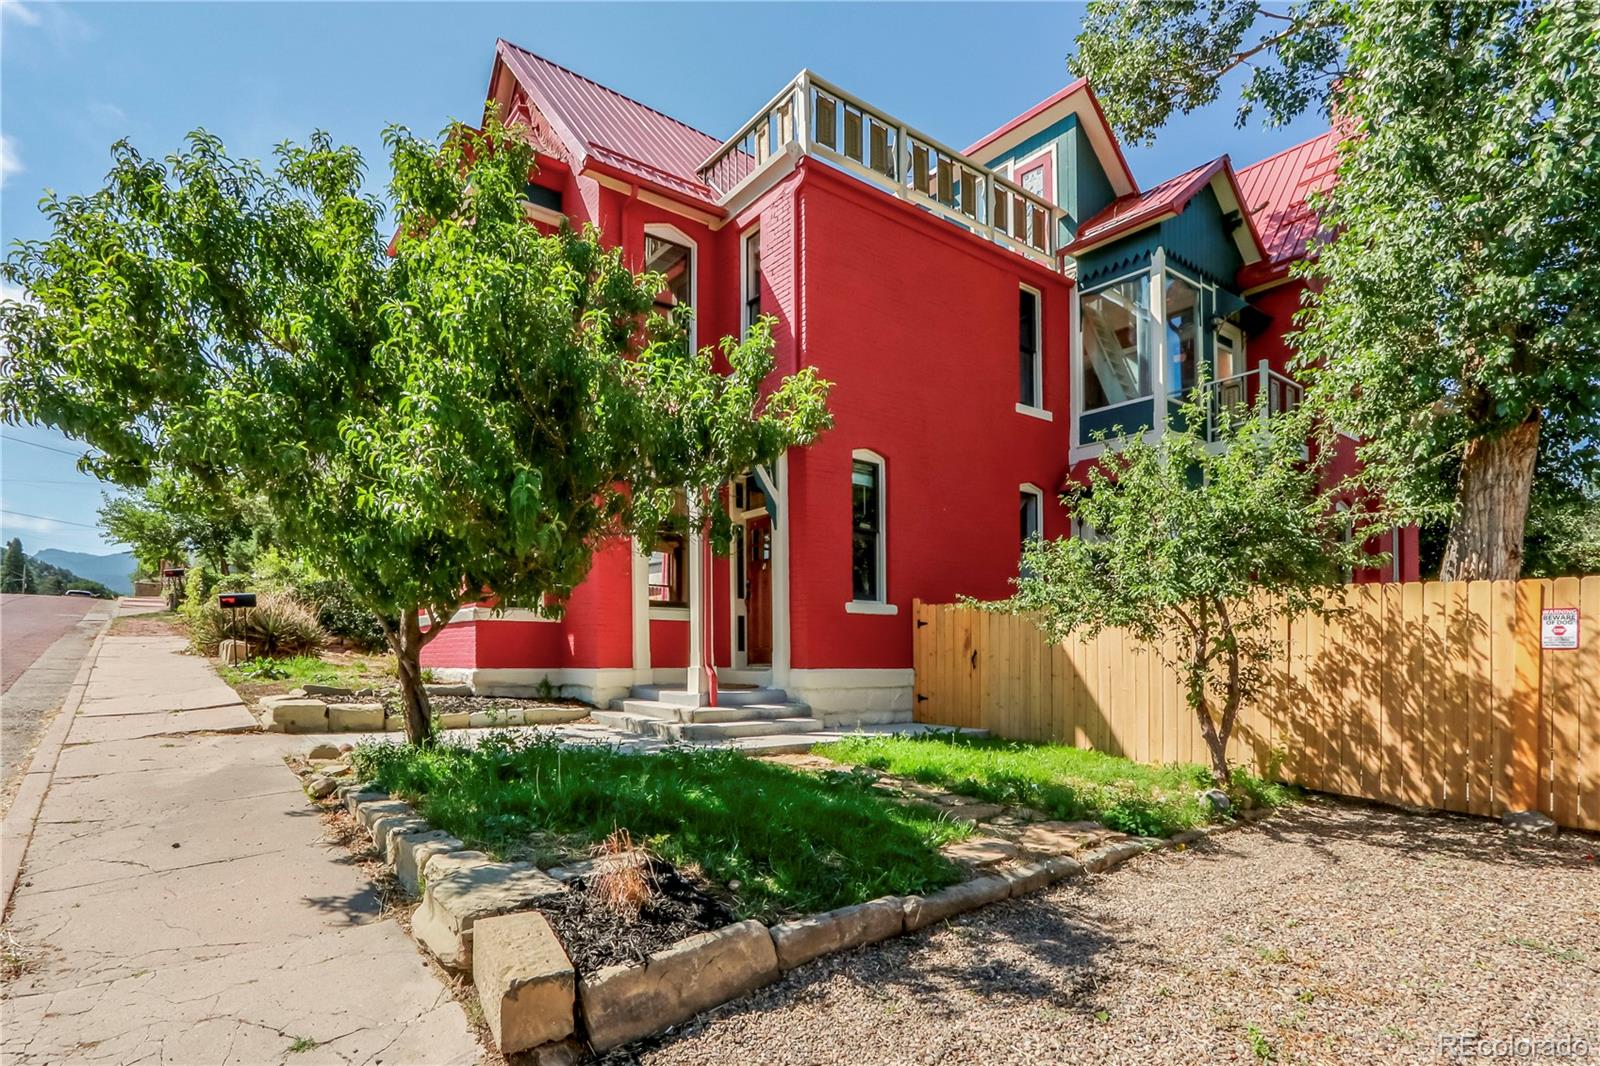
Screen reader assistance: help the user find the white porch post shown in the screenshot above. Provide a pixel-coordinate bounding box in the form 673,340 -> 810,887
772,451 -> 792,690
630,537 -> 651,684
1150,246 -> 1169,440
686,514 -> 708,698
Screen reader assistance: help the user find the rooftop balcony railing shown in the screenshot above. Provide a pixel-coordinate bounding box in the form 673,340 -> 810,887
699,71 -> 1059,264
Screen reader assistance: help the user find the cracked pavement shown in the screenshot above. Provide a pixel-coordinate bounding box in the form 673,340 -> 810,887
1,633 -> 480,1065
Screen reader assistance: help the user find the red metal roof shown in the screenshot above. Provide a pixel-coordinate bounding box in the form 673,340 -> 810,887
496,39 -> 722,205
1235,129 -> 1341,288
1064,157 -> 1227,254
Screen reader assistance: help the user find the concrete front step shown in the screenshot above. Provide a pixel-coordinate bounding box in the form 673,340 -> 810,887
609,698 -> 811,724
590,709 -> 824,743
629,684 -> 790,709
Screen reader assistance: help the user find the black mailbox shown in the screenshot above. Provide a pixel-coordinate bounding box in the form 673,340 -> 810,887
218,592 -> 257,609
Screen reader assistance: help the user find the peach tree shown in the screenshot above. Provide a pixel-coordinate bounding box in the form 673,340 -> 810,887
0,119 -> 830,743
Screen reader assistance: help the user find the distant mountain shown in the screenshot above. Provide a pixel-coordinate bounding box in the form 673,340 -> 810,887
33,549 -> 137,595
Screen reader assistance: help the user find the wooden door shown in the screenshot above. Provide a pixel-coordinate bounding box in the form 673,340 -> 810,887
746,516 -> 773,665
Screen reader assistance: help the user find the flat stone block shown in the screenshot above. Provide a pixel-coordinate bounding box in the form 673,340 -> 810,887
384,714 -> 406,732
902,875 -> 1010,932
437,712 -> 471,730
940,837 -> 1021,868
260,699 -> 328,733
218,639 -> 251,665
344,789 -> 387,815
578,919 -> 779,1052
770,896 -> 904,970
1000,861 -> 1058,898
395,830 -> 465,893
1081,840 -> 1146,874
356,799 -> 414,833
414,858 -> 564,972
1016,820 -> 1123,858
327,702 -> 385,731
522,707 -> 588,725
372,814 -> 430,861
468,710 -> 517,729
473,911 -> 576,1054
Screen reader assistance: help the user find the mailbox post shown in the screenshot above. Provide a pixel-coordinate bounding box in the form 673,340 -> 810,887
217,591 -> 257,665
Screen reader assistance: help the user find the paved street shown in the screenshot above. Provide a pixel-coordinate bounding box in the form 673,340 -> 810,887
1,593 -> 99,692
1,624 -> 479,1065
1,594 -> 110,814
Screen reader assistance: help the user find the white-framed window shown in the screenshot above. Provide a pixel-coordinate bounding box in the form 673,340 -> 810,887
1020,482 -> 1044,554
849,450 -> 887,606
742,227 -> 762,337
1018,285 -> 1043,411
644,223 -> 696,354
1080,273 -> 1154,411
1165,272 -> 1201,397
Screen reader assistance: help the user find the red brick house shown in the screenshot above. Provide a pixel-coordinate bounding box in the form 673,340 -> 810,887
421,40 -> 1418,730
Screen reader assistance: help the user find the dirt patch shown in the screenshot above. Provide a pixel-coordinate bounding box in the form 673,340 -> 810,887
536,858 -> 735,975
108,612 -> 186,637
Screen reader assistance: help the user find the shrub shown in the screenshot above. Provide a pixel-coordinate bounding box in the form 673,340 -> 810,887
251,548 -> 384,650
183,591 -> 324,656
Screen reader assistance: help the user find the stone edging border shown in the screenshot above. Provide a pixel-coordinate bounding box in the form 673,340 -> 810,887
329,778 -> 1272,1058
1,601 -> 118,917
260,695 -> 589,734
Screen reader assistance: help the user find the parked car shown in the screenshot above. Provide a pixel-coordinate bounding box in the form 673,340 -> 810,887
64,589 -> 96,597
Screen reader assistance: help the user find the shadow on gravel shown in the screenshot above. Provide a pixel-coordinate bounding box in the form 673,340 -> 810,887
1244,795 -> 1597,872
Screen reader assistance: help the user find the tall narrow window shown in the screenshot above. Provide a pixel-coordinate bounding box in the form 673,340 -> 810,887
1080,275 -> 1153,410
742,229 -> 762,335
645,232 -> 693,353
851,455 -> 884,602
648,535 -> 687,606
1165,274 -> 1201,396
1019,287 -> 1041,408
1019,486 -> 1043,547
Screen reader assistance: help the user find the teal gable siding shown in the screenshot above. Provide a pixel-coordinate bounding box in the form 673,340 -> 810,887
981,113 -> 1117,248
1159,185 -> 1245,287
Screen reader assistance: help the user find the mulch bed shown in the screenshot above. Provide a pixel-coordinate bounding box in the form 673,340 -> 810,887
535,858 -> 735,975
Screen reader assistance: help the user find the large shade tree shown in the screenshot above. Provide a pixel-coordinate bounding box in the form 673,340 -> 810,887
1,120 -> 831,742
1071,0 -> 1600,580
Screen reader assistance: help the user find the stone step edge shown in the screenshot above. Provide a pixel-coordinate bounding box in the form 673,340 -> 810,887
328,780 -> 1274,1056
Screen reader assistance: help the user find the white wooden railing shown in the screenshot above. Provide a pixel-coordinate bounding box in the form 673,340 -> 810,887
698,71 -> 1058,262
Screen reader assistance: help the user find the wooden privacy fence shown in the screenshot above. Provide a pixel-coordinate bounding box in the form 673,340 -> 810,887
912,577 -> 1600,831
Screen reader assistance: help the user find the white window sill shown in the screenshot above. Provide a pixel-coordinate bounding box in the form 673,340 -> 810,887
648,606 -> 691,621
1015,403 -> 1053,421
845,600 -> 899,616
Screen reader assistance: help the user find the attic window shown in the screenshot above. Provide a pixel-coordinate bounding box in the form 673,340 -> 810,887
523,182 -> 563,213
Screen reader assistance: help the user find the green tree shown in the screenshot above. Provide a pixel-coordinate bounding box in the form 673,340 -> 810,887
1,120 -> 830,743
1070,0 -> 1600,580
100,470 -> 270,575
1,538 -> 24,593
1014,400 -> 1368,786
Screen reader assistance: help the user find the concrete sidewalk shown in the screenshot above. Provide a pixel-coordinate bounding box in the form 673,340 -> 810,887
1,634 -> 479,1065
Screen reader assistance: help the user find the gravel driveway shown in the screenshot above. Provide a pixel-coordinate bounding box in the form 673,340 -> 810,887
616,799 -> 1598,1065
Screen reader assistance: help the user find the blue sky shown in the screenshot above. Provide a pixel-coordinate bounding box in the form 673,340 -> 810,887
0,1 -> 1328,557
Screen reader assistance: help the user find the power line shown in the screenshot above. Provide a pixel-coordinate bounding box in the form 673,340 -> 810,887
0,508 -> 101,529
0,436 -> 90,459
2,479 -> 110,487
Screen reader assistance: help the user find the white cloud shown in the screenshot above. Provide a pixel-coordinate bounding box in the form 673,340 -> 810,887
1,3 -> 42,27
0,134 -> 20,189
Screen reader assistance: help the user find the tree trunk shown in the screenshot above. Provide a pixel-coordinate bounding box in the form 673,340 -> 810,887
1440,416 -> 1540,581
388,610 -> 435,746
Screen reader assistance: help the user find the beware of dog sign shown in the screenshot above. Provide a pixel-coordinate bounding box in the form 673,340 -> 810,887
1541,607 -> 1580,650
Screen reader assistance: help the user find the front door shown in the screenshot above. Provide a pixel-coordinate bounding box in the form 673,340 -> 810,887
745,515 -> 773,666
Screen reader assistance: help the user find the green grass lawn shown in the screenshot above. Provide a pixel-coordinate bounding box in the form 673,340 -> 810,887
218,652 -> 400,698
824,734 -> 1294,838
350,734 -> 970,921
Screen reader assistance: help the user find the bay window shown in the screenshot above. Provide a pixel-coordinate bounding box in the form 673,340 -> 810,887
1165,274 -> 1201,396
1080,276 -> 1152,410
